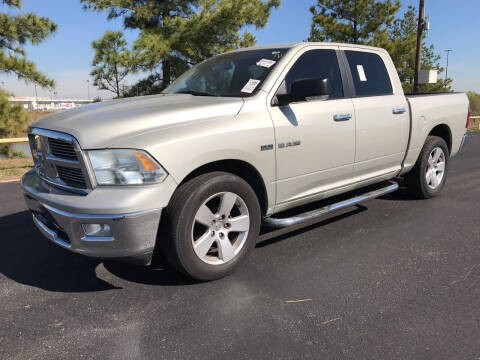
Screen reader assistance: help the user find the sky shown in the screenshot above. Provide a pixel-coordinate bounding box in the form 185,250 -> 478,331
0,0 -> 478,99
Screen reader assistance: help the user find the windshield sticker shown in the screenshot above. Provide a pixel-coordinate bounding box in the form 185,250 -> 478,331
256,59 -> 276,68
241,79 -> 261,93
357,65 -> 367,82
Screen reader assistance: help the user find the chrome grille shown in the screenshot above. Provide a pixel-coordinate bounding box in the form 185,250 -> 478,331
56,165 -> 87,188
48,138 -> 77,159
29,128 -> 92,194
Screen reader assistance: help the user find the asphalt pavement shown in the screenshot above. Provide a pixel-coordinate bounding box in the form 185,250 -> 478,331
1,133 -> 479,360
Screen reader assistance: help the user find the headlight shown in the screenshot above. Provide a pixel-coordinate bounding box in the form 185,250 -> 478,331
88,149 -> 168,185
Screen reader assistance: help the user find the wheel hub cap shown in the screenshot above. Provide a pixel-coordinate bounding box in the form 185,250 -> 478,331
426,147 -> 446,190
191,192 -> 250,265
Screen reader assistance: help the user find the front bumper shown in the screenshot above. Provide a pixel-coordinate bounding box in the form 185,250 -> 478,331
21,169 -> 176,265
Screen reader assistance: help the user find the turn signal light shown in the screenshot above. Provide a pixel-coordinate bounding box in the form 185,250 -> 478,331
135,151 -> 160,171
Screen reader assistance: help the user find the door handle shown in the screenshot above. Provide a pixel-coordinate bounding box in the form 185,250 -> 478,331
333,113 -> 352,121
392,107 -> 406,114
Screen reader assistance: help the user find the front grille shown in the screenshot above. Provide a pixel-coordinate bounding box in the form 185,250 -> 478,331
48,138 -> 77,160
56,165 -> 87,188
29,129 -> 90,193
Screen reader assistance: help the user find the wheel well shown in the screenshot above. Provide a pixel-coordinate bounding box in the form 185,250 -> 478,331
180,160 -> 268,215
429,124 -> 452,153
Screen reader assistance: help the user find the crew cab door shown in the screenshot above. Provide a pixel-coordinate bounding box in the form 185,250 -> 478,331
340,48 -> 410,179
267,47 -> 355,206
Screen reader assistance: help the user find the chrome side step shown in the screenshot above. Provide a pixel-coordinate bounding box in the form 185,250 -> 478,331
263,181 -> 399,228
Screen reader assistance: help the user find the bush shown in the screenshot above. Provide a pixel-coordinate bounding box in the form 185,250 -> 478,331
0,89 -> 30,157
0,89 -> 29,138
467,91 -> 480,115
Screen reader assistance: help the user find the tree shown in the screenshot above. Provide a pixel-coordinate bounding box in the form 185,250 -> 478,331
0,89 -> 28,138
467,91 -> 480,116
91,30 -> 134,98
0,88 -> 29,156
122,72 -> 164,97
374,5 -> 451,92
81,0 -> 280,92
0,0 -> 57,88
309,0 -> 400,44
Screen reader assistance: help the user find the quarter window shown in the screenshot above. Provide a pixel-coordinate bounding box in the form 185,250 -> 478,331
283,49 -> 344,99
345,50 -> 393,96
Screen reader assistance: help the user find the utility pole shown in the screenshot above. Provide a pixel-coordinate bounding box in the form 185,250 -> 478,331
445,49 -> 452,81
413,0 -> 425,93
87,79 -> 90,101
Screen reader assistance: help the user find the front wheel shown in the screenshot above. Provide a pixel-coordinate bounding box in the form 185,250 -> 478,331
405,135 -> 449,199
162,172 -> 261,281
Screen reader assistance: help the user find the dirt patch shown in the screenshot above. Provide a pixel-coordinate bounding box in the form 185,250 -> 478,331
468,116 -> 480,131
0,158 -> 33,181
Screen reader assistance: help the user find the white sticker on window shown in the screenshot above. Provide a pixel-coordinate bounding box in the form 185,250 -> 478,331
241,79 -> 261,93
256,59 -> 276,68
357,65 -> 367,82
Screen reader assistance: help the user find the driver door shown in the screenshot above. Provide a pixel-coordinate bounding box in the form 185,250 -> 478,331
267,47 -> 356,207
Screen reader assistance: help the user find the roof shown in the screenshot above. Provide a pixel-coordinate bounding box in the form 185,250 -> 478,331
228,42 -> 387,54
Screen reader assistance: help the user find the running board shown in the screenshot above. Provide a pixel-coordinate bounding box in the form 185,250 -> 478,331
263,181 -> 399,228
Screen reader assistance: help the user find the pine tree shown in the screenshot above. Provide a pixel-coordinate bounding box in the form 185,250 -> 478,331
0,0 -> 57,87
309,0 -> 400,44
82,0 -> 280,91
91,30 -> 134,98
0,0 -> 57,153
374,6 -> 452,92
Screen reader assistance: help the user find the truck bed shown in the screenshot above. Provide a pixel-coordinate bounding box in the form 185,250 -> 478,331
402,92 -> 469,171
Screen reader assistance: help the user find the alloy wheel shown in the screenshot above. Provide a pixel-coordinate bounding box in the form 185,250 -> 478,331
191,192 -> 250,265
426,147 -> 446,189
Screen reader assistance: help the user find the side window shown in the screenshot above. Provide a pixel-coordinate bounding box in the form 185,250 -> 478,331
284,49 -> 344,99
345,51 -> 393,96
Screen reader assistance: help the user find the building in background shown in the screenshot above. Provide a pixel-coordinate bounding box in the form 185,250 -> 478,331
9,96 -> 93,111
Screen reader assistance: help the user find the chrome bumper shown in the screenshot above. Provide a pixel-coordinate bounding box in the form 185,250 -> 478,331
22,169 -> 163,265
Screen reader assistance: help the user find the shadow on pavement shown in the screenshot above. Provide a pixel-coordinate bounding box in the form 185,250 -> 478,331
257,205 -> 368,248
0,186 -> 407,292
0,210 -> 122,292
0,210 -> 195,292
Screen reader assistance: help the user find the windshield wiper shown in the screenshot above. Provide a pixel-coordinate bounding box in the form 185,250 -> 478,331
175,90 -> 218,97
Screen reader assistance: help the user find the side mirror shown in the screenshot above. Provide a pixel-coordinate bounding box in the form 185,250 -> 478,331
276,78 -> 331,106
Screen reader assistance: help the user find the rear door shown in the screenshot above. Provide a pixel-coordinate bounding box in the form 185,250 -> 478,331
341,48 -> 409,179
267,46 -> 356,206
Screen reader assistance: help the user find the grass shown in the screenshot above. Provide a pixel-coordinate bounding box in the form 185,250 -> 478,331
0,158 -> 33,181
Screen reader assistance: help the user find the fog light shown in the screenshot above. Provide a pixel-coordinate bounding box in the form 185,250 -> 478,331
82,223 -> 112,237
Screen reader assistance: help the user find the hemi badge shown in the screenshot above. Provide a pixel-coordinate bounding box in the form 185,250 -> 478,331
260,144 -> 273,151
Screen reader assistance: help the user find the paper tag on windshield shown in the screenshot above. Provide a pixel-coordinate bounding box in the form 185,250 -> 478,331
241,79 -> 261,93
357,65 -> 367,81
256,59 -> 276,68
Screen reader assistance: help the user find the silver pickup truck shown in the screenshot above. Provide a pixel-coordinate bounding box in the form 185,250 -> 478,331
21,42 -> 469,280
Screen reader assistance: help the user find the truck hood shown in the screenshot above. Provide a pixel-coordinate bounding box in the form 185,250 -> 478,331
32,94 -> 245,149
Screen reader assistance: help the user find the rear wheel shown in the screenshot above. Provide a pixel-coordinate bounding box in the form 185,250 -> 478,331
162,172 -> 261,281
405,136 -> 449,199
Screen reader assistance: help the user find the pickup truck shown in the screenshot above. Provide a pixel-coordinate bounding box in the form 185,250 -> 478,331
21,42 -> 470,280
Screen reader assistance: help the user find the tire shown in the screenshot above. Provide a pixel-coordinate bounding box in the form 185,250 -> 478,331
405,135 -> 449,199
162,172 -> 261,281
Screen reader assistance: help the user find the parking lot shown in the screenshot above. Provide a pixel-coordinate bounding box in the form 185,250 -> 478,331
1,133 -> 479,360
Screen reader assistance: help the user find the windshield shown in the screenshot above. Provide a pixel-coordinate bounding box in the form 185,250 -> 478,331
163,48 -> 288,97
